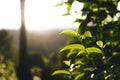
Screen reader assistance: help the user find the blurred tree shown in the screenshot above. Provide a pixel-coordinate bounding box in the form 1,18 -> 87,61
17,0 -> 32,80
0,30 -> 14,59
0,30 -> 18,79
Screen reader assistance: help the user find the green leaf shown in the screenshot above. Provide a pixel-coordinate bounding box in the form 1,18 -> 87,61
67,50 -> 76,58
77,50 -> 86,56
74,73 -> 84,80
55,3 -> 63,6
86,47 -> 102,54
106,41 -> 110,45
112,52 -> 119,56
111,41 -> 118,46
74,19 -> 83,23
62,13 -> 70,16
84,31 -> 92,38
96,40 -> 103,48
66,3 -> 72,14
60,44 -> 85,52
76,26 -> 80,33
64,60 -> 71,66
60,30 -> 79,37
52,70 -> 70,76
75,59 -> 84,65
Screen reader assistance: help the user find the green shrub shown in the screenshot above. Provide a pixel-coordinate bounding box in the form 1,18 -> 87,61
52,0 -> 120,80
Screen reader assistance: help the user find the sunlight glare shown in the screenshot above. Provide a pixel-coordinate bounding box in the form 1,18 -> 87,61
25,0 -> 75,31
0,0 -> 20,30
0,0 -> 83,31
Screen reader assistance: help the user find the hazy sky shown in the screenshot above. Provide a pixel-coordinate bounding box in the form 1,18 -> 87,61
0,0 -> 83,31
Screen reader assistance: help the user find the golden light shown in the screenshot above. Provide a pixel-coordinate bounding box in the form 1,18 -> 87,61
0,0 -> 83,31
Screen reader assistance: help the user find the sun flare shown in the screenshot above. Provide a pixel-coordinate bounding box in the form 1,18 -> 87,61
0,0 -> 83,31
25,0 -> 75,31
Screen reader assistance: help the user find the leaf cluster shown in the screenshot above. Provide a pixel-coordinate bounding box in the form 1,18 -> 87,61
53,0 -> 120,80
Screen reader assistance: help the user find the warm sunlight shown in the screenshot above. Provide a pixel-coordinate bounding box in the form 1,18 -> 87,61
25,0 -> 75,31
0,0 -> 21,30
0,0 -> 83,31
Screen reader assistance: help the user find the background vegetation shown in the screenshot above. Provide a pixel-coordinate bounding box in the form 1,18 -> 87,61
0,29 -> 69,80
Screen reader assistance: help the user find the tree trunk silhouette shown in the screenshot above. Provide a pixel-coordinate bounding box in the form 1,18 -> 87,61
17,0 -> 32,80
